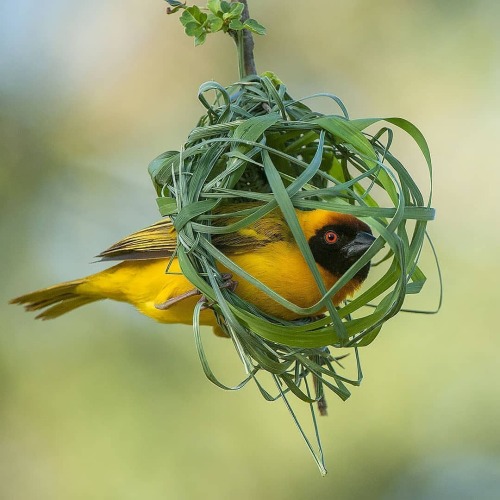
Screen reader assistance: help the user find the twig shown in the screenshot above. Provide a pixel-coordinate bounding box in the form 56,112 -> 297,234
230,0 -> 257,77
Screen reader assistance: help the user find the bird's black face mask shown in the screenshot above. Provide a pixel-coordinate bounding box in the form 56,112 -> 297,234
308,224 -> 376,282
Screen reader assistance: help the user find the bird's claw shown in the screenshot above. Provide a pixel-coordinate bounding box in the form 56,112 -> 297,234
155,288 -> 202,310
155,273 -> 238,311
219,273 -> 238,292
199,273 -> 238,310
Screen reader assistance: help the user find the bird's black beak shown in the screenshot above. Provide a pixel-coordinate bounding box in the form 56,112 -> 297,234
342,231 -> 376,260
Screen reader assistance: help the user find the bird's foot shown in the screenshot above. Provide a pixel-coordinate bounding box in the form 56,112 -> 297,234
155,288 -> 202,310
219,273 -> 238,293
199,273 -> 239,310
155,273 -> 238,311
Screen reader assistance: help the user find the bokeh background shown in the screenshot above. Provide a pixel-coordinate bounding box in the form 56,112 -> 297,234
2,1 -> 499,498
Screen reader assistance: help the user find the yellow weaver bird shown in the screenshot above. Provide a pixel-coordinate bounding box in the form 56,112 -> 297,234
10,206 -> 375,334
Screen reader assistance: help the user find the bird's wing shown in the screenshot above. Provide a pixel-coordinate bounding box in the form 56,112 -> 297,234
97,206 -> 294,261
211,211 -> 292,254
97,219 -> 177,261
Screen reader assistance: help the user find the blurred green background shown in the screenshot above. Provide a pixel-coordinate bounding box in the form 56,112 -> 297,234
2,0 -> 499,498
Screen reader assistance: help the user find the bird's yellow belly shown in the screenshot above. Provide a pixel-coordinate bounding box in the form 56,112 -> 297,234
228,242 -> 334,320
84,241 -> 346,326
83,259 -> 218,326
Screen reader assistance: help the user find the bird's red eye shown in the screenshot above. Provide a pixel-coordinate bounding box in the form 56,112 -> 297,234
324,230 -> 338,244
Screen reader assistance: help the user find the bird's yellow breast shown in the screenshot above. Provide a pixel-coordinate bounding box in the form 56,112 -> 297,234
228,240 -> 340,319
80,240 -> 356,326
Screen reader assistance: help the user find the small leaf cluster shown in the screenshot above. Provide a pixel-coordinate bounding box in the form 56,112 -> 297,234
166,0 -> 266,46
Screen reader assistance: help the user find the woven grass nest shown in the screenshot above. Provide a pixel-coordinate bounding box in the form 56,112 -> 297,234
147,72 -> 437,467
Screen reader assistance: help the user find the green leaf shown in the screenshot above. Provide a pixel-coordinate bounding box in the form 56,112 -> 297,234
190,5 -> 204,22
179,8 -> 199,26
207,0 -> 221,15
229,19 -> 244,30
174,200 -> 219,231
165,0 -> 185,13
194,32 -> 207,46
184,22 -> 202,36
228,2 -> 244,17
350,117 -> 433,201
167,0 -> 265,47
185,5 -> 206,24
312,115 -> 378,167
156,197 -> 178,216
148,150 -> 179,184
207,15 -> 223,32
220,1 -> 231,13
165,0 -> 185,6
243,18 -> 266,35
232,113 -> 281,141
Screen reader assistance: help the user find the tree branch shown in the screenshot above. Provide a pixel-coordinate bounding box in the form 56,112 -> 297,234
230,0 -> 257,77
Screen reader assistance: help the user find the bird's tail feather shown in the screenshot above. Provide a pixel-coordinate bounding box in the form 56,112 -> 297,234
10,279 -> 102,320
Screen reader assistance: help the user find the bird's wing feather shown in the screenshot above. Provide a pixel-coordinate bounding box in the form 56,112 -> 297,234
97,219 -> 177,261
97,206 -> 294,261
211,212 -> 292,254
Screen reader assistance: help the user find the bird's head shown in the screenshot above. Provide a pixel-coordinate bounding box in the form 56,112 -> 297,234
299,210 -> 376,285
